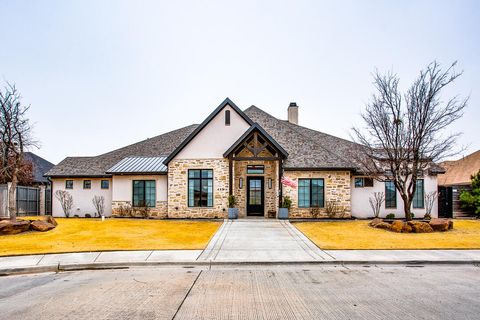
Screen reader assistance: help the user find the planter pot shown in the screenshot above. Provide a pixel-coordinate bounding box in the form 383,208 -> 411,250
278,208 -> 289,219
228,208 -> 239,219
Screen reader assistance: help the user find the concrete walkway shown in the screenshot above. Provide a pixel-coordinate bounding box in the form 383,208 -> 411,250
198,219 -> 332,261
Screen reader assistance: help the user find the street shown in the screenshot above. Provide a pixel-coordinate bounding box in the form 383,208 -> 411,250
0,264 -> 479,319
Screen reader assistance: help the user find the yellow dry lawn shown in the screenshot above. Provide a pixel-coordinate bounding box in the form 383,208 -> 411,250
0,218 -> 221,256
294,220 -> 480,250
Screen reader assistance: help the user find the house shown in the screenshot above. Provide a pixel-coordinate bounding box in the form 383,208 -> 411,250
438,150 -> 480,218
45,98 -> 440,219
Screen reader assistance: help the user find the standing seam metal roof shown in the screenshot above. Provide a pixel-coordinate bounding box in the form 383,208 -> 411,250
106,156 -> 167,174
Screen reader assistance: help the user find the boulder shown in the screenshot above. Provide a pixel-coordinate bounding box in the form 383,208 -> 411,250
0,220 -> 31,235
429,219 -> 451,232
390,220 -> 404,233
44,215 -> 58,226
30,220 -> 55,232
369,218 -> 384,227
375,222 -> 392,230
408,221 -> 433,233
402,223 -> 413,233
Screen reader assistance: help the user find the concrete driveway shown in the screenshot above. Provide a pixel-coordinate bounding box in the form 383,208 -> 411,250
1,265 -> 479,319
198,219 -> 332,261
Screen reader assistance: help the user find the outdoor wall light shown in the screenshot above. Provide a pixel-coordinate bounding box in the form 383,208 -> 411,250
239,178 -> 243,189
268,178 -> 272,189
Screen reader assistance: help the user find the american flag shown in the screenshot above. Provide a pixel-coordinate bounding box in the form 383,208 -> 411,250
281,176 -> 297,188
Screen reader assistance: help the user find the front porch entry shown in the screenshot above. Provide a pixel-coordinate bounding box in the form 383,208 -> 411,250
224,124 -> 289,219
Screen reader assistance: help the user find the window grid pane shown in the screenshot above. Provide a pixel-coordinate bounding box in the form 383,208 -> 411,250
413,179 -> 424,208
385,181 -> 396,208
188,169 -> 213,207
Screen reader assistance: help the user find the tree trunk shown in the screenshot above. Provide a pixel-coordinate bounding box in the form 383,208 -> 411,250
402,195 -> 412,221
8,168 -> 18,222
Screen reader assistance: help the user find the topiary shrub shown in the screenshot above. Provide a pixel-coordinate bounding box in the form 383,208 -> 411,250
385,213 -> 395,219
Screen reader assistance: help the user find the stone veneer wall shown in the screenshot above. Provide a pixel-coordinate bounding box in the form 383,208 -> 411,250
233,160 -> 278,218
283,170 -> 351,218
167,159 -> 229,218
112,200 -> 168,218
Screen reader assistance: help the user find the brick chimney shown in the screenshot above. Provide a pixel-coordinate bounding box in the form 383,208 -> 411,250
288,102 -> 298,125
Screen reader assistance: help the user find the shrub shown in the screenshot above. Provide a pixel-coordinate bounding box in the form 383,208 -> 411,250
85,213 -> 92,218
460,170 -> 480,217
385,213 -> 395,219
281,196 -> 292,209
228,195 -> 237,208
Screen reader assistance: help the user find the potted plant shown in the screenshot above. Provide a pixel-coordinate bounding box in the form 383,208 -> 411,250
278,196 -> 291,219
228,195 -> 238,219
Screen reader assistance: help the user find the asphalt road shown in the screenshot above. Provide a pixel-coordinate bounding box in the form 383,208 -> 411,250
0,265 -> 479,319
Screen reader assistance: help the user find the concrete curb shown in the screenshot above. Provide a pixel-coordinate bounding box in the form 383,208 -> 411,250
1,260 -> 479,276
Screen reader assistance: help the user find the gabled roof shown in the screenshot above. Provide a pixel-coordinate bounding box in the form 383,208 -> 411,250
438,150 -> 480,186
243,106 -> 360,169
106,156 -> 167,174
45,124 -> 197,177
23,152 -> 55,183
163,98 -> 254,165
223,123 -> 289,158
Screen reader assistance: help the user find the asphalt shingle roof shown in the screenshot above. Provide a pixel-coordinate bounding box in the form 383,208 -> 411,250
45,124 -> 198,177
46,104 -> 364,177
23,152 -> 55,183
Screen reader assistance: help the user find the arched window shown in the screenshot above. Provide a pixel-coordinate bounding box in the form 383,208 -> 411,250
225,110 -> 231,126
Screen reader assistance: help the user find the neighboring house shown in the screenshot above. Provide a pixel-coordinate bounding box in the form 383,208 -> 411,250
438,150 -> 480,218
0,152 -> 54,217
45,98 -> 441,219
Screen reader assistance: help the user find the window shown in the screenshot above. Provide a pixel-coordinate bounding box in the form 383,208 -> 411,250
83,180 -> 91,189
385,180 -> 396,208
188,169 -> 213,207
247,165 -> 264,174
65,180 -> 73,189
413,179 -> 424,208
133,180 -> 156,207
101,180 -> 109,189
354,177 -> 374,188
298,179 -> 324,208
225,110 -> 230,126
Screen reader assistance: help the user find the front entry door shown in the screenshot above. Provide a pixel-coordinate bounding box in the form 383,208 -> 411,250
247,177 -> 264,216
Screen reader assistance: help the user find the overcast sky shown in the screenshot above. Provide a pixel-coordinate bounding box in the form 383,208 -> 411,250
0,0 -> 478,164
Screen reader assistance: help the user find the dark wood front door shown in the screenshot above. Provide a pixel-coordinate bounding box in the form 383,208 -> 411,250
438,186 -> 453,218
247,177 -> 264,216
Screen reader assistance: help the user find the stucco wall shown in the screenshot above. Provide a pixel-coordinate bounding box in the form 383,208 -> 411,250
51,178 -> 112,217
175,105 -> 251,159
351,176 -> 439,219
111,174 -> 168,217
283,170 -> 351,218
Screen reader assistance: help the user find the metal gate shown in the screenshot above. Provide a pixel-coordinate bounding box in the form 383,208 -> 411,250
438,186 -> 453,218
16,186 -> 40,216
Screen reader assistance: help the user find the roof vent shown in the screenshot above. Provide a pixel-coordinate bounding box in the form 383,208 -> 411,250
288,102 -> 298,125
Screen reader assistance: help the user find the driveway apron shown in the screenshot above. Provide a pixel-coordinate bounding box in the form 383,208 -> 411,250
198,219 -> 332,262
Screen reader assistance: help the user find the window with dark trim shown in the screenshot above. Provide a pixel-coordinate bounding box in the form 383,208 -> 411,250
101,180 -> 109,189
385,180 -> 396,208
65,180 -> 73,189
298,179 -> 324,208
413,179 -> 424,208
132,180 -> 156,207
83,180 -> 91,189
225,110 -> 230,126
188,169 -> 213,207
355,177 -> 374,188
247,165 -> 264,174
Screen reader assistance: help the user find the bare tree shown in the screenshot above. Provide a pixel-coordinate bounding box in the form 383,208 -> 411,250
353,61 -> 467,221
55,190 -> 73,218
424,191 -> 437,220
92,195 -> 105,218
0,83 -> 37,221
369,192 -> 385,218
